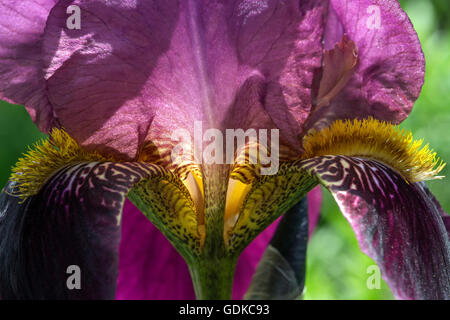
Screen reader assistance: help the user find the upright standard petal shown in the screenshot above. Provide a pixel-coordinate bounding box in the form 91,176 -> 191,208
307,0 -> 425,129
37,0 -> 327,158
0,0 -> 58,132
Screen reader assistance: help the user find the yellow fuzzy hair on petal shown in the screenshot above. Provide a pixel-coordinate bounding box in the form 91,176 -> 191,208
302,118 -> 445,183
10,128 -> 110,199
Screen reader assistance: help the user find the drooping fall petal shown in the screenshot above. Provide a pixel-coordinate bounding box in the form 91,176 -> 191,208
0,0 -> 57,132
0,162 -> 166,299
418,182 -> 450,241
307,186 -> 322,236
302,155 -> 450,299
307,0 -> 425,130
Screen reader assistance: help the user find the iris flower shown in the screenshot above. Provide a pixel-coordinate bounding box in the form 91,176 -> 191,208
0,0 -> 449,300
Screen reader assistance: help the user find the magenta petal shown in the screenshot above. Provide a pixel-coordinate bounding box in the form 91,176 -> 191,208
36,0 -> 328,158
117,200 -> 196,300
308,0 -> 425,128
307,186 -> 322,236
307,156 -> 450,299
0,0 -> 57,132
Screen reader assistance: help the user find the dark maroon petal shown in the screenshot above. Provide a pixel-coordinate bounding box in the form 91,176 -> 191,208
245,197 -> 309,300
0,0 -> 57,132
307,0 -> 425,129
418,182 -> 450,241
0,162 -> 158,299
444,216 -> 450,241
37,0 -> 328,158
302,155 -> 450,299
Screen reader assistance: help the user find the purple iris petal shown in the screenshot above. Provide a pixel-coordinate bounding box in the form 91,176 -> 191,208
0,0 -> 439,301
0,0 -> 329,159
419,182 -> 450,241
0,1 -> 425,156
0,162 -> 158,299
306,156 -> 450,299
116,200 -> 195,300
0,0 -> 57,132
444,216 -> 450,241
307,0 -> 425,129
117,187 -> 322,300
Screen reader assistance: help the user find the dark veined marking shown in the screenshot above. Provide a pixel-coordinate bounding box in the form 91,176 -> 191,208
300,155 -> 406,210
48,161 -> 202,254
226,162 -> 318,254
128,173 -> 201,256
0,161 -> 168,299
298,155 -> 450,299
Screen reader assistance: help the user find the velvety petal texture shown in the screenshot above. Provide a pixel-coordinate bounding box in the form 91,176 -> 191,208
419,182 -> 450,241
306,0 -> 425,130
0,162 -> 162,299
303,155 -> 450,299
0,0 -> 58,131
444,216 -> 450,241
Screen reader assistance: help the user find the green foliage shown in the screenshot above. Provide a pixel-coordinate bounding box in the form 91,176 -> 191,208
0,102 -> 46,188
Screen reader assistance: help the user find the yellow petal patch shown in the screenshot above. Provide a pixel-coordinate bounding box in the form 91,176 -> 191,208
224,179 -> 252,237
128,172 -> 202,255
302,118 -> 445,183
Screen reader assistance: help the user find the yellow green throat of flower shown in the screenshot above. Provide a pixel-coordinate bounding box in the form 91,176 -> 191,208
9,118 -> 445,255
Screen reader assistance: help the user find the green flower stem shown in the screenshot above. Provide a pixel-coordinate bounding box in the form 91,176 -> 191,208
188,255 -> 237,300
186,164 -> 237,300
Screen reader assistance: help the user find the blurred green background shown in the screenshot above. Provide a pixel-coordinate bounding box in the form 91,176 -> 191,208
0,0 -> 448,300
